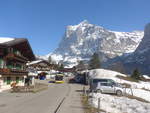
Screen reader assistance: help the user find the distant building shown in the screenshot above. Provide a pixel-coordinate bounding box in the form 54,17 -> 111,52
0,38 -> 35,92
27,60 -> 55,80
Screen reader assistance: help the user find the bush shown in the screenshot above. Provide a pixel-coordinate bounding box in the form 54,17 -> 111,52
131,68 -> 141,80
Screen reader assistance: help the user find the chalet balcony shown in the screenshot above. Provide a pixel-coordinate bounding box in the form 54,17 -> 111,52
5,53 -> 28,63
0,68 -> 28,75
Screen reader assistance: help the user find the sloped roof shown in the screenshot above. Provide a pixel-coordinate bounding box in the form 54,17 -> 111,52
27,60 -> 43,65
0,38 -> 35,61
27,60 -> 51,66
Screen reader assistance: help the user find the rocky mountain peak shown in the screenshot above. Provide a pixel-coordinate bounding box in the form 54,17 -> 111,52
79,20 -> 89,25
50,21 -> 144,67
144,23 -> 150,36
135,23 -> 150,53
120,23 -> 150,74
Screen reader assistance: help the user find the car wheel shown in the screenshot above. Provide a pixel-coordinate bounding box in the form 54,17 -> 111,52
116,90 -> 122,96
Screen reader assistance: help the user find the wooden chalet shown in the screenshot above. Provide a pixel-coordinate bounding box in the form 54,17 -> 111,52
27,60 -> 53,71
27,60 -> 55,80
0,38 -> 35,91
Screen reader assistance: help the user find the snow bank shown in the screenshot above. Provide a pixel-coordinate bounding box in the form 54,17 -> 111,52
91,93 -> 150,113
125,88 -> 150,102
143,75 -> 150,79
108,77 -> 150,90
89,69 -> 127,78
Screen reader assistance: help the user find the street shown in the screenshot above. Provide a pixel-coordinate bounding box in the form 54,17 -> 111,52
0,81 -> 84,113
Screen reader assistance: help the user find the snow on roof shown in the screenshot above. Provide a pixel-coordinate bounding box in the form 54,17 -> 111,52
0,37 -> 14,44
27,60 -> 43,66
89,69 -> 126,78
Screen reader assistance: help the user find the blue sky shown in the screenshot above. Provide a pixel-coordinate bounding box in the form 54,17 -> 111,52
0,0 -> 149,55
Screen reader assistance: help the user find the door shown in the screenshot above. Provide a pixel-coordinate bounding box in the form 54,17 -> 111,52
100,82 -> 115,93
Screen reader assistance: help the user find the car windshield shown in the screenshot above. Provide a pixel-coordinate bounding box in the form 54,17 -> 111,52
55,75 -> 63,80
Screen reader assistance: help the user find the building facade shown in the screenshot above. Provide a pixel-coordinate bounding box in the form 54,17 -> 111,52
0,38 -> 35,92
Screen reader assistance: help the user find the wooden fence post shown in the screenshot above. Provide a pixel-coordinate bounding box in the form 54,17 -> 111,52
130,88 -> 133,96
83,86 -> 85,95
98,97 -> 101,113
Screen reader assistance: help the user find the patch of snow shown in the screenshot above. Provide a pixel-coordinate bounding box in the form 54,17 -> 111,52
50,54 -> 63,63
126,88 -> 150,102
91,93 -> 150,113
143,75 -> 150,79
88,69 -> 127,78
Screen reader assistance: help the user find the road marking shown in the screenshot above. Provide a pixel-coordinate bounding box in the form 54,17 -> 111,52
54,97 -> 66,113
54,84 -> 71,113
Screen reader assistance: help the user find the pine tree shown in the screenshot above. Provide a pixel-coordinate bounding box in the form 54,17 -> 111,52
131,68 -> 141,80
48,56 -> 52,64
89,52 -> 101,69
76,60 -> 85,71
59,64 -> 64,70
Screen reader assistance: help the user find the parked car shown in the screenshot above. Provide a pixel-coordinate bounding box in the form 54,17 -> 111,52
90,78 -> 123,96
74,75 -> 84,83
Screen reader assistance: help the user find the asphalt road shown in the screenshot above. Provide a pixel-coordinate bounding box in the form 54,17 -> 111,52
0,81 -> 84,113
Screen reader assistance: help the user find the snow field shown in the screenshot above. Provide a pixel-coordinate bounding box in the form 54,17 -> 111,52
88,69 -> 150,113
91,93 -> 150,113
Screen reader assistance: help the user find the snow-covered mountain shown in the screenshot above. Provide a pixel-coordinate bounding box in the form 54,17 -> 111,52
48,20 -> 143,67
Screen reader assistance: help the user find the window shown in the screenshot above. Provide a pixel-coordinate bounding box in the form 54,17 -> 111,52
14,49 -> 21,56
6,61 -> 14,69
7,77 -> 11,85
93,79 -> 108,83
100,82 -> 109,86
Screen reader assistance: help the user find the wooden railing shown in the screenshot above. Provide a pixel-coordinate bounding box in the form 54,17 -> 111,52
0,68 -> 28,75
5,53 -> 28,62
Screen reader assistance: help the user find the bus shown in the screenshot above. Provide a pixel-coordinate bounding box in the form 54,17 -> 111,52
55,73 -> 64,83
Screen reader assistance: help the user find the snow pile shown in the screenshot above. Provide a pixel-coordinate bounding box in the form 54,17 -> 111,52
143,75 -> 150,79
92,93 -> 150,113
108,77 -> 150,90
88,69 -> 127,78
127,89 -> 150,102
0,37 -> 14,43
